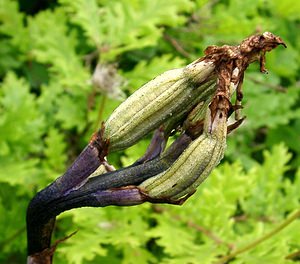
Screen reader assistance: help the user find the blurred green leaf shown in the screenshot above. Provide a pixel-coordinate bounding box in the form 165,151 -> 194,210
60,0 -> 194,60
0,184 -> 27,261
241,144 -> 292,218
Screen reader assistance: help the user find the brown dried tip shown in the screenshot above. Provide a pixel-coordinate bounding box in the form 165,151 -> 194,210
204,32 -> 286,62
203,31 -> 286,75
202,31 -> 286,125
239,31 -> 287,54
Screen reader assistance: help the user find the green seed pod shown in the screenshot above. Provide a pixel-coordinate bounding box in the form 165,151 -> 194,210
103,60 -> 217,152
139,95 -> 228,200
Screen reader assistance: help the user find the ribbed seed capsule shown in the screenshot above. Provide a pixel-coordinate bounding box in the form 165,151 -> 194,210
103,60 -> 217,152
172,107 -> 227,200
139,96 -> 228,200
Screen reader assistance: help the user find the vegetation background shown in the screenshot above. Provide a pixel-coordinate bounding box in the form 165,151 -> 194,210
0,0 -> 300,263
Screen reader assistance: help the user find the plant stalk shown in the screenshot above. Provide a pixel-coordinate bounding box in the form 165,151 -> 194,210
216,209 -> 300,264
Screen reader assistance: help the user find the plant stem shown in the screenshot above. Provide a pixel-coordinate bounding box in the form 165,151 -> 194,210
95,95 -> 106,131
187,220 -> 233,249
286,249 -> 300,260
215,209 -> 300,264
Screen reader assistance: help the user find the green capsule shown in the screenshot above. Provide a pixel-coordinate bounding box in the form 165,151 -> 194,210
139,95 -> 228,200
103,60 -> 217,152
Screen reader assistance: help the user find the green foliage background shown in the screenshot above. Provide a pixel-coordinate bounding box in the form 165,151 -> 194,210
0,0 -> 300,263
